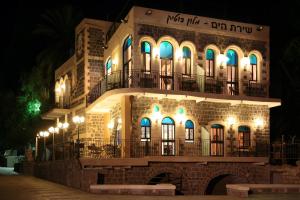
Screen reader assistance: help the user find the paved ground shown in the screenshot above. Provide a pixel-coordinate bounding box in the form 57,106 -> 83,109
0,175 -> 299,200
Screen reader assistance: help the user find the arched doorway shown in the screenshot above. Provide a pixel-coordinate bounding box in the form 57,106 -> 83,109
161,117 -> 175,156
205,174 -> 247,195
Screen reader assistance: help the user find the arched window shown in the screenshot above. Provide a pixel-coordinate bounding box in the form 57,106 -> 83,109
226,49 -> 238,95
106,58 -> 112,75
238,126 -> 250,152
141,118 -> 151,141
206,49 -> 215,77
161,117 -> 175,155
210,124 -> 224,156
185,120 -> 194,142
123,36 -> 132,87
183,46 -> 191,75
250,54 -> 257,81
160,41 -> 174,90
141,41 -> 151,72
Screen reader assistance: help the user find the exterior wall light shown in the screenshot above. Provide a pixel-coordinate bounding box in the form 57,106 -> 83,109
108,120 -> 114,129
153,47 -> 159,58
254,118 -> 264,129
241,57 -> 250,71
73,115 -> 85,159
175,107 -> 186,125
151,105 -> 162,123
118,118 -> 122,124
145,9 -> 152,15
176,49 -> 183,61
227,116 -> 236,129
217,54 -> 229,69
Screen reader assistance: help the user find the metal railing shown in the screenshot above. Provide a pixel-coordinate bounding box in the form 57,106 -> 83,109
270,142 -> 300,164
86,70 -> 269,106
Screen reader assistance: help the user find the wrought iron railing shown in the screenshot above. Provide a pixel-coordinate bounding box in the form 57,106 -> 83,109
35,138 -> 270,161
86,70 -> 269,106
270,142 -> 300,164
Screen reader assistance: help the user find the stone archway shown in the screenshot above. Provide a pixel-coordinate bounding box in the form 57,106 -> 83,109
204,173 -> 248,195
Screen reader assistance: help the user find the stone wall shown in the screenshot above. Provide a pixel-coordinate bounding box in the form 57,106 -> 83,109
131,96 -> 269,152
23,160 -> 270,194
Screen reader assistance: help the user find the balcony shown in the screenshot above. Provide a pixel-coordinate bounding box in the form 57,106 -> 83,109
86,70 -> 269,106
37,138 -> 269,161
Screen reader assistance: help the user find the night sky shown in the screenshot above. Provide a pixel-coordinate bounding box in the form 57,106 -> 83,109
1,0 -> 299,141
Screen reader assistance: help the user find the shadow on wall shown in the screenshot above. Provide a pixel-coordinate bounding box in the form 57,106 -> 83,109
205,174 -> 247,195
148,172 -> 183,195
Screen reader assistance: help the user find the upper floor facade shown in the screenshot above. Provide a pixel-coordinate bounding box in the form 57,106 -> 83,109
51,6 -> 279,112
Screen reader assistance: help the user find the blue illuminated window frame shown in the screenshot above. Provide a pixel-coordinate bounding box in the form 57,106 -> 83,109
227,49 -> 238,66
160,41 -> 173,59
141,117 -> 151,141
106,58 -> 112,75
185,120 -> 194,142
162,117 -> 175,125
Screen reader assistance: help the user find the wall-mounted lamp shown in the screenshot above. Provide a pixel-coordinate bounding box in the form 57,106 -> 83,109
217,54 -> 229,69
175,107 -> 186,125
176,49 -> 183,61
151,105 -> 162,123
241,57 -> 250,71
153,47 -> 159,59
227,116 -> 236,130
145,9 -> 152,15
108,120 -> 114,129
254,118 -> 264,129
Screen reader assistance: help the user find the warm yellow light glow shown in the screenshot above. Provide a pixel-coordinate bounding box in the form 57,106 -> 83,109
73,115 -> 85,124
118,118 -> 122,124
241,57 -> 250,70
153,47 -> 159,58
62,122 -> 69,129
48,127 -> 55,133
254,118 -> 264,128
151,111 -> 162,123
39,131 -> 49,137
108,120 -> 114,129
112,58 -> 118,65
57,122 -> 63,129
217,54 -> 229,67
175,49 -> 183,60
227,116 -> 236,126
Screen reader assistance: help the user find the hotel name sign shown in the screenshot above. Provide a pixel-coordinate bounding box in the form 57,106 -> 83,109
165,13 -> 259,35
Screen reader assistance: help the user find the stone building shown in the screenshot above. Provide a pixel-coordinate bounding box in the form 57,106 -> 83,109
41,6 -> 281,194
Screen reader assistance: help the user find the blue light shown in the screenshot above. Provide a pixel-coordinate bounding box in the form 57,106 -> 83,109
160,41 -> 173,58
141,41 -> 151,53
183,46 -> 191,58
162,117 -> 175,124
124,36 -> 132,50
206,49 -> 214,60
141,118 -> 151,127
106,58 -> 112,71
238,126 -> 250,132
227,49 -> 237,66
211,124 -> 223,128
185,120 -> 194,129
250,54 -> 257,65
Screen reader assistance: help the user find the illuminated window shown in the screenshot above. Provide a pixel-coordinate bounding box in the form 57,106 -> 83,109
205,49 -> 215,77
123,36 -> 132,87
250,54 -> 257,81
185,120 -> 194,142
210,124 -> 224,156
141,118 -> 151,141
238,126 -> 250,149
141,41 -> 151,72
183,47 -> 191,75
106,58 -> 112,75
161,117 -> 175,156
226,49 -> 238,95
160,41 -> 174,90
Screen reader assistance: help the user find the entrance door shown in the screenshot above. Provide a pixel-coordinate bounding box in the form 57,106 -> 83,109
161,117 -> 175,155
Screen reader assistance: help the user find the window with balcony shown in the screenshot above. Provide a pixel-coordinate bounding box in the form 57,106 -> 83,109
141,117 -> 151,141
183,46 -> 191,76
250,54 -> 257,82
123,35 -> 132,87
205,49 -> 215,78
160,41 -> 174,90
141,41 -> 151,73
210,124 -> 224,156
106,57 -> 112,75
185,120 -> 194,142
226,49 -> 238,95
